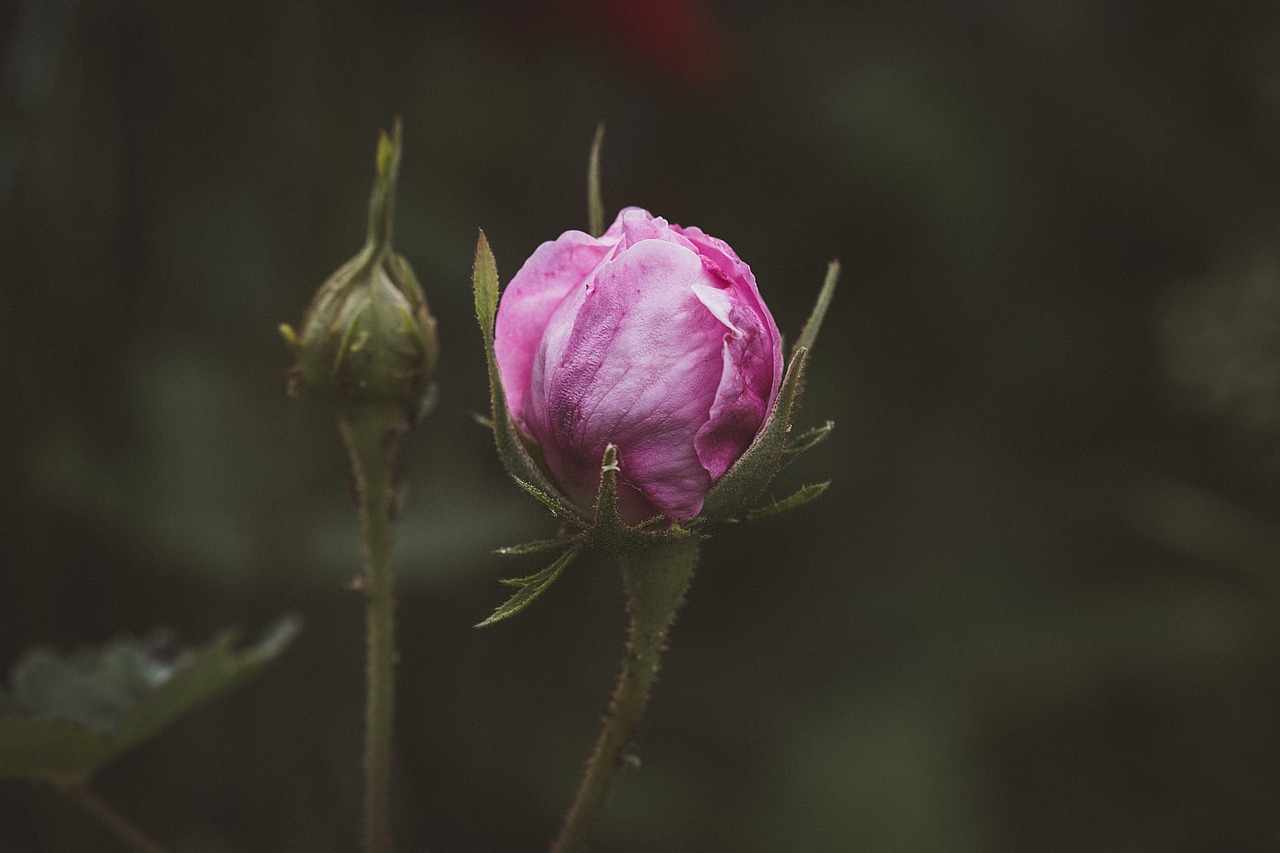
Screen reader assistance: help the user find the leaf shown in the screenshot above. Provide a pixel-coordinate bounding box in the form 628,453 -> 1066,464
9,641 -> 175,733
472,233 -> 586,524
0,617 -> 300,783
476,546 -> 582,627
743,482 -> 831,522
495,537 -> 578,556
782,420 -> 834,460
700,348 -> 809,521
114,616 -> 301,753
0,719 -> 114,783
588,122 -> 605,238
792,260 -> 839,360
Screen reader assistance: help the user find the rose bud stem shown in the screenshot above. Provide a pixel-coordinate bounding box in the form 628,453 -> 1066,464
282,120 -> 438,853
341,401 -> 403,853
552,538 -> 700,853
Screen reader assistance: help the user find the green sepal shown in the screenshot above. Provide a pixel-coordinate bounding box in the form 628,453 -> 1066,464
699,347 -> 810,521
473,232 -> 587,525
782,420 -> 834,462
476,546 -> 582,627
513,476 -> 582,523
279,323 -> 301,350
285,120 -> 437,419
793,260 -> 839,359
698,260 -> 839,522
588,122 -> 606,238
586,445 -> 699,554
0,617 -> 300,783
495,536 -> 578,556
742,481 -> 831,522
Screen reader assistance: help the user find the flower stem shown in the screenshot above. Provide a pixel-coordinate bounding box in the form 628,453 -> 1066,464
552,537 -> 701,853
59,781 -> 169,853
339,403 -> 405,853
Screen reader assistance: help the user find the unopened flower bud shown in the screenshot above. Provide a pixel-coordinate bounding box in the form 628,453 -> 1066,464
282,121 -> 438,423
495,207 -> 782,523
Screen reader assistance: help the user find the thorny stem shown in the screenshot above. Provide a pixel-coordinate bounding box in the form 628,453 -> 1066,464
59,781 -> 169,853
551,538 -> 700,852
340,403 -> 405,853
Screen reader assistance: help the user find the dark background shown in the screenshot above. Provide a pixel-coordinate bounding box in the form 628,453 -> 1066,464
4,1 -> 1280,850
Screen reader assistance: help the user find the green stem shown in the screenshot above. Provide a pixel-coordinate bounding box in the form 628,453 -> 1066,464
340,403 -> 404,853
552,538 -> 701,853
59,781 -> 169,853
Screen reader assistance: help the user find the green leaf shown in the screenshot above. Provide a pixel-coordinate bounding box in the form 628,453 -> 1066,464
477,546 -> 582,627
700,348 -> 809,521
792,260 -> 839,360
114,616 -> 301,753
743,481 -> 831,521
0,617 -> 300,783
10,641 -> 173,733
472,233 -> 587,525
782,420 -> 834,460
0,719 -> 114,783
495,537 -> 578,556
588,122 -> 605,238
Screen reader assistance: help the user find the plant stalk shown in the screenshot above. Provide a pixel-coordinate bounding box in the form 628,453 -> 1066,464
340,403 -> 404,853
60,781 -> 169,853
552,537 -> 700,853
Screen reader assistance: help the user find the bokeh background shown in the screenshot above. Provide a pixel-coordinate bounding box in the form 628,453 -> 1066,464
4,0 -> 1280,850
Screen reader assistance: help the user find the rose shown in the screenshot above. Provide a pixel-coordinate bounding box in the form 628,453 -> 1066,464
494,208 -> 782,523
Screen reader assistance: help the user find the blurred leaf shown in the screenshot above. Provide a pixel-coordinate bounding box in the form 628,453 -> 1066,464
477,546 -> 581,628
114,616 -> 300,753
0,719 -> 114,783
9,640 -> 174,733
0,617 -> 300,783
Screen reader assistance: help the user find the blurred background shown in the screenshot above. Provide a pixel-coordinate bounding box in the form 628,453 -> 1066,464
3,0 -> 1280,850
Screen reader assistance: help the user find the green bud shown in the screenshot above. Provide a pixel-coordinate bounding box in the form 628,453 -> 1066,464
281,120 -> 438,423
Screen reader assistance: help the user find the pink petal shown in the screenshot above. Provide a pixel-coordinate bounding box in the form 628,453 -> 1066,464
530,238 -> 727,521
494,229 -> 616,428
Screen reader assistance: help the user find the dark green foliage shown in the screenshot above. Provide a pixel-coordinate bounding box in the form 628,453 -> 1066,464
0,618 -> 299,784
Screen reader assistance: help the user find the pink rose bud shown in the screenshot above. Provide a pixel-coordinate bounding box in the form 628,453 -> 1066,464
495,208 -> 782,523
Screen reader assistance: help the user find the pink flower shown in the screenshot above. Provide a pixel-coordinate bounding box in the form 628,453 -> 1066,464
495,208 -> 782,523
